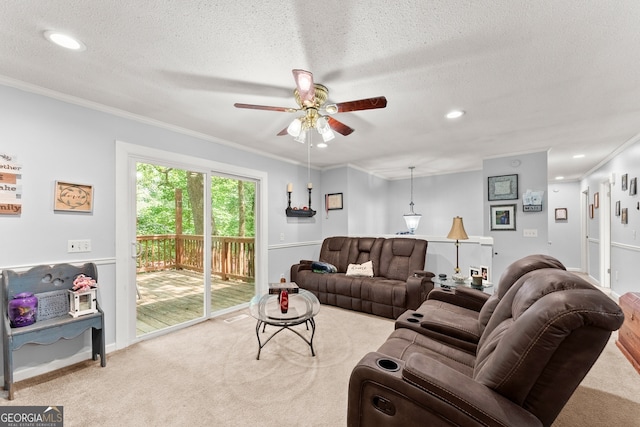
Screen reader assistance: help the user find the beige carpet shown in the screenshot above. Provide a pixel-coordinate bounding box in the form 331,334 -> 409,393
2,306 -> 639,426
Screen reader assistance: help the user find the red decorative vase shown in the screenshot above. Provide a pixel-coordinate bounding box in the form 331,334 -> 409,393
280,289 -> 288,314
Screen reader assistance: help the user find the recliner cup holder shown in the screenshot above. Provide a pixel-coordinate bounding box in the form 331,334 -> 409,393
407,317 -> 420,323
411,312 -> 424,318
376,358 -> 400,372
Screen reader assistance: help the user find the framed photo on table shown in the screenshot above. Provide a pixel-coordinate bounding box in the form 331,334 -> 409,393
488,174 -> 518,201
490,204 -> 517,230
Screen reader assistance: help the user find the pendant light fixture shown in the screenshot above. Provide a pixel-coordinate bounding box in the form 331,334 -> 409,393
403,166 -> 422,234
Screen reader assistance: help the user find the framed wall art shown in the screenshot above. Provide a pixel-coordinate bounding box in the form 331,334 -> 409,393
490,204 -> 517,230
630,177 -> 637,196
622,173 -> 628,191
54,181 -> 93,213
555,208 -> 568,221
488,174 -> 518,201
594,192 -> 599,208
622,208 -> 628,224
325,193 -> 343,210
616,201 -> 621,216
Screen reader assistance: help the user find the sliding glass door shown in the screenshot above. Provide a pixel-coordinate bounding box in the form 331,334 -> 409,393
132,162 -> 257,338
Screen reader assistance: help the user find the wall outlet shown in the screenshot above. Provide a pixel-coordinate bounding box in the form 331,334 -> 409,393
279,232 -> 285,242
523,229 -> 538,237
68,239 -> 91,253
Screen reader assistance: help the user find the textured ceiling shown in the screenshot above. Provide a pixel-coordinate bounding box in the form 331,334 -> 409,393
1,1 -> 639,180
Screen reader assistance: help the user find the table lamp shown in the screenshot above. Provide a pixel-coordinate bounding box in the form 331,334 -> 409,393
447,216 -> 469,274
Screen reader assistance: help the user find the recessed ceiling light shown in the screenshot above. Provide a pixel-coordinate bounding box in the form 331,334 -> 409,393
446,110 -> 465,119
573,154 -> 585,159
555,176 -> 565,180
43,30 -> 86,51
316,142 -> 328,148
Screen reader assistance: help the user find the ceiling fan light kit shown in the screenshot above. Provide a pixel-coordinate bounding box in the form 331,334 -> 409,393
234,68 -> 387,145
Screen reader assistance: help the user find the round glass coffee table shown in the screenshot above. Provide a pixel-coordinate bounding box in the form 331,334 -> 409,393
249,289 -> 320,360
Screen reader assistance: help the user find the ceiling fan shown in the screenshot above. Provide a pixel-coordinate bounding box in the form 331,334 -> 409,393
234,69 -> 387,144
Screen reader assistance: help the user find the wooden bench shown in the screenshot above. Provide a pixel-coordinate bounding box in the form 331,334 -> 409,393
2,263 -> 106,400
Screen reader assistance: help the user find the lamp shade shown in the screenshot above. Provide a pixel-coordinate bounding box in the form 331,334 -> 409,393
287,118 -> 302,137
404,213 -> 422,234
447,216 -> 469,240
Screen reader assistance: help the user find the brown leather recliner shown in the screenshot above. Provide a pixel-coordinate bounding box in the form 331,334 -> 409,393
394,254 -> 566,353
348,268 -> 624,427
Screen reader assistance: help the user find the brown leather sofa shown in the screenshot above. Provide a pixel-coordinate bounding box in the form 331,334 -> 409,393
348,267 -> 624,427
290,236 -> 434,319
394,254 -> 566,353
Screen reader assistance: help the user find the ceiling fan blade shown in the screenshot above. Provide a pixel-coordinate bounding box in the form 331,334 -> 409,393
327,117 -> 355,136
292,69 -> 315,106
234,103 -> 297,112
277,126 -> 289,136
334,96 -> 387,113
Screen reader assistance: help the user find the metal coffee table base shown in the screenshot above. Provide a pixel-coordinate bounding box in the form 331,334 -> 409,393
254,317 -> 316,360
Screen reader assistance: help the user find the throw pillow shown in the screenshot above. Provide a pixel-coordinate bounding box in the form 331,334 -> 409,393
346,260 -> 374,277
311,261 -> 337,274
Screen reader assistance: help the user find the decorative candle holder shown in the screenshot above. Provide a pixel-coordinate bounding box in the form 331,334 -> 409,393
285,183 -> 316,217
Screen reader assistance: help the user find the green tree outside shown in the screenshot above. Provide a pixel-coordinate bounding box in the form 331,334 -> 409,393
136,163 -> 255,237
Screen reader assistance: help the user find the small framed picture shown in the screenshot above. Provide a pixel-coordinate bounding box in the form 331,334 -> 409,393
589,204 -> 594,219
325,193 -> 343,210
490,204 -> 517,230
488,174 -> 518,201
622,208 -> 628,224
555,208 -> 568,221
54,181 -> 93,213
594,192 -> 599,208
481,266 -> 490,281
622,174 -> 628,191
469,266 -> 480,278
630,177 -> 637,196
616,201 -> 621,216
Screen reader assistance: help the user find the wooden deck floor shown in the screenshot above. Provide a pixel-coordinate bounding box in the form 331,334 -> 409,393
136,269 -> 255,336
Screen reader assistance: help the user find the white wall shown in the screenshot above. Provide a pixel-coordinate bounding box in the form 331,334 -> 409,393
547,181 -> 582,269
386,170 -> 485,236
581,137 -> 640,297
483,152 -> 550,277
347,167 -> 389,235
320,166 -> 349,238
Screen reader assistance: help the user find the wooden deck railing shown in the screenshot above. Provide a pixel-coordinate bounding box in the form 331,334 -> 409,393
136,235 -> 255,281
